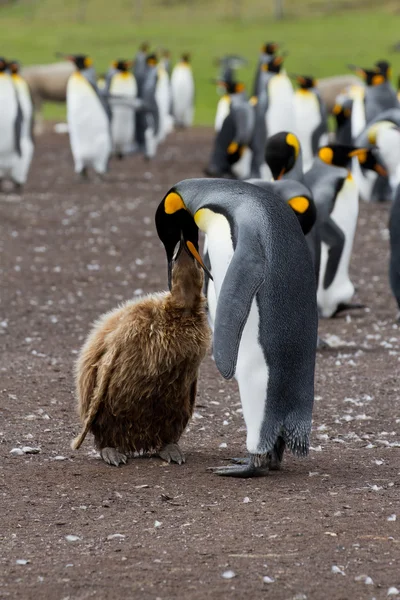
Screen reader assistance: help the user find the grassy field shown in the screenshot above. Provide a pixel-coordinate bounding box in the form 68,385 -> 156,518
1,1 -> 400,124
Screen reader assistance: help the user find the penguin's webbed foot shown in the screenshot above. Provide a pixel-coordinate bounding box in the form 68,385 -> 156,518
100,447 -> 128,467
158,443 -> 185,465
207,453 -> 269,478
332,302 -> 365,317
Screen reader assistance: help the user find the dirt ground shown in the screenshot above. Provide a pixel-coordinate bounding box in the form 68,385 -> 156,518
0,128 -> 399,600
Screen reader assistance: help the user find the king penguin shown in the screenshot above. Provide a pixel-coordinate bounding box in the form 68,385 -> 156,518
155,56 -> 173,144
135,53 -> 160,159
66,54 -> 111,179
106,59 -> 137,159
171,54 -> 195,128
252,42 -> 279,97
293,75 -> 328,171
333,94 -> 353,145
389,183 -> 400,316
155,178 -> 318,477
0,57 -> 23,191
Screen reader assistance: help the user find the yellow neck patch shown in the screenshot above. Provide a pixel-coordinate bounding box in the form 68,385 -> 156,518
194,208 -> 217,232
164,192 -> 185,214
288,196 -> 309,214
319,147 -> 333,164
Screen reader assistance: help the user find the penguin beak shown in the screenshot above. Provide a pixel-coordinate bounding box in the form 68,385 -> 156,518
374,163 -> 388,177
184,241 -> 213,281
277,168 -> 286,180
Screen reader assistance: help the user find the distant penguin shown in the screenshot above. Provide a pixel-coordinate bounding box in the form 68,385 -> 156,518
252,42 -> 279,97
156,57 -> 173,143
171,54 -> 195,128
206,82 -> 254,179
107,60 -> 137,159
293,75 -> 328,171
0,57 -> 23,190
261,56 -> 295,140
389,183 -> 400,315
333,94 -> 353,145
364,121 -> 400,197
8,60 -> 34,188
156,178 -> 318,477
133,42 -> 150,96
304,144 -> 377,318
136,53 -> 160,159
213,55 -> 247,132
66,54 -> 111,179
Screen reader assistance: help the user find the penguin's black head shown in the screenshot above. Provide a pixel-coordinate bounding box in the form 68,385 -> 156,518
265,132 -> 300,180
318,144 -> 376,169
262,42 -> 278,55
375,60 -> 391,80
155,190 -> 213,290
181,53 -> 191,63
146,53 -> 158,67
348,64 -> 385,87
8,60 -> 20,74
296,75 -> 316,89
225,81 -> 245,95
333,100 -> 353,127
140,42 -> 150,53
113,60 -> 131,72
262,55 -> 284,74
357,148 -> 388,177
0,58 -> 8,72
68,55 -> 92,71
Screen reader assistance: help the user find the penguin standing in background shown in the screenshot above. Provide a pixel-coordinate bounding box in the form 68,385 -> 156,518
133,42 -> 150,96
106,60 -> 137,159
171,54 -> 195,128
389,184 -> 400,315
65,54 -> 111,179
333,94 -> 353,145
0,57 -> 23,191
160,49 -> 172,77
155,56 -> 173,143
293,75 -> 328,171
135,53 -> 159,159
305,144 -> 383,317
8,60 -> 33,189
205,81 -> 254,179
213,55 -> 247,132
156,178 -> 318,477
252,42 -> 279,97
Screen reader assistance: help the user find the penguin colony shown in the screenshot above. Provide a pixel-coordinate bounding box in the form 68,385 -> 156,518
10,42 -> 396,476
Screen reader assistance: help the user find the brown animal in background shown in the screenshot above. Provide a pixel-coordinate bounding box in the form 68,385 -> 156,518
316,74 -> 362,113
71,245 -> 211,467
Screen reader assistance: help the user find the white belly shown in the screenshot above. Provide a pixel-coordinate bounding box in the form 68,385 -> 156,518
214,96 -> 230,132
171,66 -> 194,126
350,89 -> 366,140
0,75 -> 19,174
318,176 -> 359,317
155,69 -> 173,142
266,75 -> 295,136
293,92 -> 321,172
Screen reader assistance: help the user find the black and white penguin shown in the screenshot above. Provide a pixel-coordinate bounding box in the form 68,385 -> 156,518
206,82 -> 254,179
0,57 -> 23,190
135,53 -> 160,159
156,55 -> 173,143
171,54 -> 195,128
293,75 -> 328,171
213,55 -> 247,132
133,42 -> 150,97
333,94 -> 353,145
260,56 -> 295,137
389,183 -> 400,315
305,144 -> 383,317
66,54 -> 111,179
106,59 -> 137,159
8,60 -> 33,189
252,42 -> 279,97
155,178 -> 318,477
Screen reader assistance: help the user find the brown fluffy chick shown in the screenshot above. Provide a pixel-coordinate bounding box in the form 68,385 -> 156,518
71,246 -> 211,466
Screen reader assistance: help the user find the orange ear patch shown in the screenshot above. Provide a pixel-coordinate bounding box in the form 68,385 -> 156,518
288,196 -> 309,214
164,192 -> 185,214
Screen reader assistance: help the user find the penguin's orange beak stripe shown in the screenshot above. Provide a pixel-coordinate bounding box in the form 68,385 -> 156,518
375,164 -> 388,177
186,241 -> 213,281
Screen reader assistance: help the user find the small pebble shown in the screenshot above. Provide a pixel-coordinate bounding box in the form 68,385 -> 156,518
388,588 -> 400,596
331,565 -> 345,575
16,559 -> 29,565
107,534 -> 125,540
388,514 -> 397,522
65,535 -> 80,542
154,521 -> 162,528
243,497 -> 250,503
263,576 -> 275,583
222,570 -> 236,580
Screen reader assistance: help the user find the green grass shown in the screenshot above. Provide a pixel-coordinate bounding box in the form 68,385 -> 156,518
1,1 -> 400,124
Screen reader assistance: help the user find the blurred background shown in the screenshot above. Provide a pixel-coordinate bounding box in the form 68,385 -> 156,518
2,0 -> 400,124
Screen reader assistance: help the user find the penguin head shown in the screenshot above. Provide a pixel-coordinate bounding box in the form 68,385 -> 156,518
348,64 -> 385,87
146,53 -> 158,67
356,148 -> 388,177
226,81 -> 245,95
275,181 -> 316,235
318,144 -> 378,170
67,55 -> 93,71
261,42 -> 278,55
8,60 -> 20,74
262,55 -> 284,74
375,60 -> 392,81
139,42 -> 150,53
265,132 -> 300,180
295,75 -> 316,89
112,60 -> 131,72
181,53 -> 191,64
155,190 -> 213,290
332,98 -> 353,127
0,58 -> 8,72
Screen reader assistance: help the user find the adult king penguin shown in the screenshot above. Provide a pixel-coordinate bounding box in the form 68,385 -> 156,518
293,75 -> 328,171
171,54 -> 195,128
155,178 -> 318,477
66,54 -> 111,179
8,60 -> 34,187
0,57 -> 23,190
106,59 -> 137,159
252,42 -> 279,97
389,184 -> 400,316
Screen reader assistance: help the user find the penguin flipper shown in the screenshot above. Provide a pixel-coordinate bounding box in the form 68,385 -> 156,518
213,235 -> 265,380
320,216 -> 345,290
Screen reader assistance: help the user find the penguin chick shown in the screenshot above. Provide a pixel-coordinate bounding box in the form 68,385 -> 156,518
71,246 -> 211,467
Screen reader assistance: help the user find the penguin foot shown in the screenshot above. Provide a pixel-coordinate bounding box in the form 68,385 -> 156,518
13,182 -> 23,193
207,453 -> 269,478
100,447 -> 128,467
317,336 -> 330,350
158,443 -> 185,465
231,437 -> 285,471
116,152 -> 124,160
333,302 -> 365,317
78,167 -> 89,182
